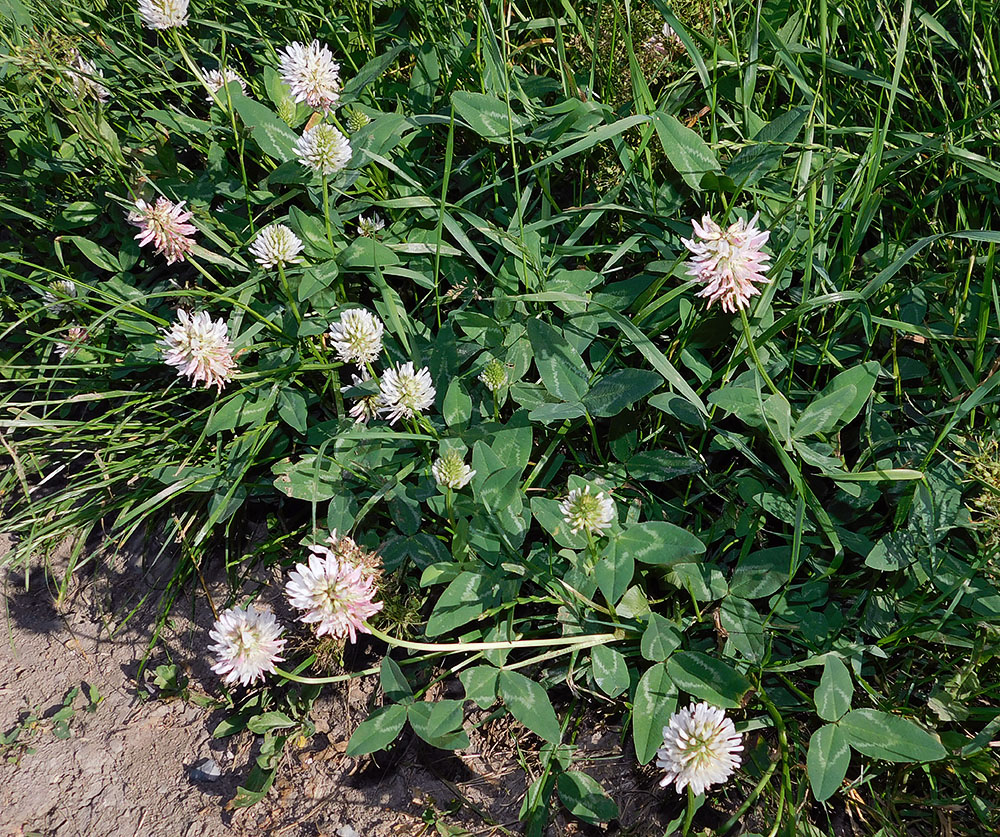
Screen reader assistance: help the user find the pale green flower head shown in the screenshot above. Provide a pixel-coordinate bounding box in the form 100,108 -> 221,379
479,357 -> 508,392
344,107 -> 371,133
432,449 -> 476,490
559,485 -> 615,536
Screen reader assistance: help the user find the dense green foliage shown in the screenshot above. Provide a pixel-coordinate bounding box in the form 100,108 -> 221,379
3,0 -> 1000,832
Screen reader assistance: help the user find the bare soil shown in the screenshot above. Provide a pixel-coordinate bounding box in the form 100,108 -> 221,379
1,542 -> 692,837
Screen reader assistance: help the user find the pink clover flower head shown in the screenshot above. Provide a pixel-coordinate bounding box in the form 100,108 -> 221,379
682,212 -> 771,313
277,40 -> 342,113
55,326 -> 90,358
208,605 -> 286,687
159,309 -> 237,391
656,702 -> 743,796
128,197 -> 197,264
285,537 -> 383,642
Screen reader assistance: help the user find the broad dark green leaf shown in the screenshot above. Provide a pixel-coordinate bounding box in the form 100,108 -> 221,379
582,368 -> 661,417
591,645 -> 629,698
815,656 -> 853,722
380,657 -> 414,705
231,93 -> 297,162
626,451 -> 703,482
726,105 -> 808,186
720,596 -> 766,662
526,318 -> 590,402
729,548 -> 791,599
556,771 -> 619,825
616,522 -> 705,566
840,710 -> 946,762
651,111 -> 721,190
595,541 -> 633,605
425,570 -> 501,637
407,700 -> 470,750
460,665 -> 499,709
632,663 -> 677,764
793,386 -> 858,439
452,90 -> 528,143
667,652 -> 754,709
640,613 -> 682,662
246,712 -> 296,734
499,670 -> 561,744
345,704 -> 408,756
807,723 -> 850,802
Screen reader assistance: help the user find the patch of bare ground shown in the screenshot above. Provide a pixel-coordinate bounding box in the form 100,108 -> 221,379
1,537 -> 764,836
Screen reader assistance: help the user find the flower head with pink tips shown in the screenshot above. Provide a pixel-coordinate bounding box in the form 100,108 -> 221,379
285,532 -> 383,642
128,197 -> 197,264
682,213 -> 771,313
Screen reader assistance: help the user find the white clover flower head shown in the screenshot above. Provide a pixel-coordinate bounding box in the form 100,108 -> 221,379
377,362 -> 435,425
285,540 -> 383,642
328,308 -> 384,365
208,605 -> 286,687
127,197 -> 197,264
294,123 -> 351,176
432,449 -> 476,490
42,279 -> 78,314
479,357 -> 508,392
277,40 -> 341,113
248,224 -> 304,269
357,214 -> 385,238
137,0 -> 189,30
682,213 -> 772,313
66,52 -> 109,103
347,372 -> 380,424
201,66 -> 248,103
159,309 -> 237,391
559,485 -> 615,535
55,326 -> 90,358
656,702 -> 743,796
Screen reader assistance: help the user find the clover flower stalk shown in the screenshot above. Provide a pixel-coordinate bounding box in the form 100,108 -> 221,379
293,122 -> 351,262
657,702 -> 743,797
479,357 -> 507,419
285,535 -> 383,643
250,224 -> 305,324
208,605 -> 286,687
